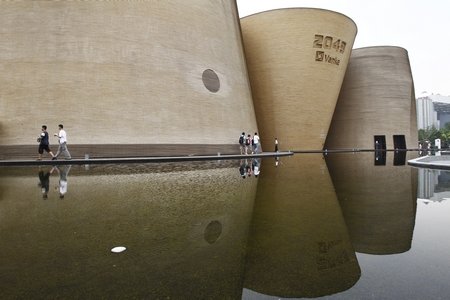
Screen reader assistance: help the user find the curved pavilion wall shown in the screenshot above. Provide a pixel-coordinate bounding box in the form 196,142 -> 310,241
325,46 -> 417,150
0,0 -> 257,159
240,8 -> 357,151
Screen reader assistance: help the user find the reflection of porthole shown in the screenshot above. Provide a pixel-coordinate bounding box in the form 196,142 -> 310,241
204,220 -> 222,244
202,69 -> 220,93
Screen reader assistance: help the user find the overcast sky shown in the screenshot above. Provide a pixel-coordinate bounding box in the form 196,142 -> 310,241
236,0 -> 450,97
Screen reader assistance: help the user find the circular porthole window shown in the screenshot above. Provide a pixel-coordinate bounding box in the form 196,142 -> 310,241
202,69 -> 220,93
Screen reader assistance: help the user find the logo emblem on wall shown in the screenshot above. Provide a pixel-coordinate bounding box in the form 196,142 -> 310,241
313,34 -> 345,66
315,51 -> 325,62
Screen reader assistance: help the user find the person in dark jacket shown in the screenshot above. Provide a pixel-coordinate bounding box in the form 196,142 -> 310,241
37,125 -> 55,160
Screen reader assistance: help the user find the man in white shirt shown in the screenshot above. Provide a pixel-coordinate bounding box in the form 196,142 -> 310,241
253,132 -> 260,154
53,124 -> 72,160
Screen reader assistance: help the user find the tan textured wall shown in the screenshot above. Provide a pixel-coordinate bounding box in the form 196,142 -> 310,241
325,152 -> 418,254
325,46 -> 417,150
244,155 -> 360,298
0,1 -> 257,149
241,8 -> 357,151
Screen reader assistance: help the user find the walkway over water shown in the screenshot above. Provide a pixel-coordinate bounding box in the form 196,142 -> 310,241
0,151 -> 294,166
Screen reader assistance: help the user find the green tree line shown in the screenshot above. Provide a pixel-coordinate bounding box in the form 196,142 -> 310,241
419,123 -> 450,148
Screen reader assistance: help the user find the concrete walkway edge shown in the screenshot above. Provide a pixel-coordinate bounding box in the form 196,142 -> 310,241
0,151 -> 294,167
408,155 -> 450,170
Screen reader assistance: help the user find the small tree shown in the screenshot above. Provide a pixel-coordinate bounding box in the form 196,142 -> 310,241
440,123 -> 450,148
418,126 -> 440,142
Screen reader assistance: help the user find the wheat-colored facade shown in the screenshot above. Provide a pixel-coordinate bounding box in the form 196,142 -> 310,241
240,8 -> 357,151
325,46 -> 418,150
0,3 -> 419,160
0,0 -> 257,159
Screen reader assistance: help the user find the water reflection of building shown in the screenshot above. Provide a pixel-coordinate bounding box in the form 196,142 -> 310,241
418,168 -> 450,204
0,162 -> 257,299
244,155 -> 360,298
325,152 -> 418,254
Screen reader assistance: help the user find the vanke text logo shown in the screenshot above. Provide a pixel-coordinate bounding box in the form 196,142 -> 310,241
315,51 -> 340,66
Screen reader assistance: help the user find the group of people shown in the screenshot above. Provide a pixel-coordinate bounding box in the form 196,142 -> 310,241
38,124 -> 71,160
239,132 -> 280,154
239,132 -> 260,155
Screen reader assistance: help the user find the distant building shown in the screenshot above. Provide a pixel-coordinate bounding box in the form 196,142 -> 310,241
416,94 -> 450,130
416,96 -> 438,129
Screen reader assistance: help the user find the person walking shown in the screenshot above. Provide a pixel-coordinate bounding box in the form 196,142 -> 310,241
239,132 -> 245,154
37,125 -> 55,160
274,138 -> 279,152
53,124 -> 71,160
253,132 -> 260,154
245,134 -> 252,155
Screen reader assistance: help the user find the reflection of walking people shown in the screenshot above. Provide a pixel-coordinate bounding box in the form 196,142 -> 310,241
38,167 -> 51,199
37,125 -> 55,160
274,138 -> 279,152
52,165 -> 72,199
239,159 -> 247,178
53,124 -> 71,160
252,158 -> 261,177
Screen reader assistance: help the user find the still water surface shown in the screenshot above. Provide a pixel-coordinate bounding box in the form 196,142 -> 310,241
1,153 -> 449,299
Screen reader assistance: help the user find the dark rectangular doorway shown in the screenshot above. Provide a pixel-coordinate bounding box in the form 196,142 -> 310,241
374,135 -> 386,150
393,135 -> 407,150
374,135 -> 386,165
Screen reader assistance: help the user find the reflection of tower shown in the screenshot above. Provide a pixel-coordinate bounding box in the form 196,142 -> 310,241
417,168 -> 438,200
241,8 -> 357,151
325,152 -> 418,254
0,163 -> 257,299
244,155 -> 360,298
418,168 -> 450,203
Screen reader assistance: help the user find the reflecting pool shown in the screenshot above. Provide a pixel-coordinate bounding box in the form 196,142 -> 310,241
1,153 -> 450,299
